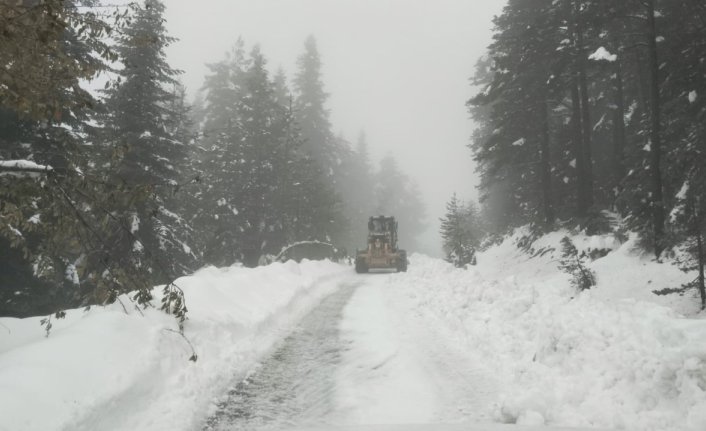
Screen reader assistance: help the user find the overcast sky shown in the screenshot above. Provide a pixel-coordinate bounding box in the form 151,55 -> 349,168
163,0 -> 505,256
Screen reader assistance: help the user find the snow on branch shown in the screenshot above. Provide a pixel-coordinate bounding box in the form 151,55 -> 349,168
0,159 -> 53,176
588,47 -> 617,62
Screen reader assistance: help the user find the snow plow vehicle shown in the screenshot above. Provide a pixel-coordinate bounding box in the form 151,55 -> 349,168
355,216 -> 408,273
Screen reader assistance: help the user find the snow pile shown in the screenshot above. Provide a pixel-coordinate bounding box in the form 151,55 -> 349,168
394,231 -> 706,431
688,90 -> 697,104
0,259 -> 349,431
588,46 -> 617,62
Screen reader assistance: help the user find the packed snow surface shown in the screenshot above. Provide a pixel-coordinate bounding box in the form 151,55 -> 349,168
2,230 -> 706,431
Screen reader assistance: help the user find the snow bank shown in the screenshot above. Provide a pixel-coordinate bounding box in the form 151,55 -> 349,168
395,231 -> 706,431
0,259 -> 349,431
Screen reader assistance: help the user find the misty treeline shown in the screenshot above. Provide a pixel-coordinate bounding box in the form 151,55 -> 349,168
467,0 -> 706,307
0,0 -> 425,319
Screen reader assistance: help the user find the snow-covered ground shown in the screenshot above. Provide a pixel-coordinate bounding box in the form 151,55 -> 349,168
0,260 -> 349,431
388,230 -> 706,430
2,230 -> 706,431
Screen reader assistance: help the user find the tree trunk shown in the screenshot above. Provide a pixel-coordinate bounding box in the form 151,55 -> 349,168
242,248 -> 261,268
697,228 -> 705,310
692,194 -> 706,310
611,57 -> 626,202
569,0 -> 593,222
571,78 -> 589,219
539,97 -> 554,226
646,0 -> 666,257
575,17 -> 594,214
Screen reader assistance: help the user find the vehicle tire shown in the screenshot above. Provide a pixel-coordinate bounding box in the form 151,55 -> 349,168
397,251 -> 408,272
355,258 -> 368,273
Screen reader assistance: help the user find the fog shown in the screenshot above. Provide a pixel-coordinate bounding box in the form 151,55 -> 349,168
164,0 -> 505,256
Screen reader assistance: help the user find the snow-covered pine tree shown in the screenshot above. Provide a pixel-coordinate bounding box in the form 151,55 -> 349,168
272,68 -> 291,109
100,0 -> 192,310
468,0 -> 564,230
337,132 -> 376,252
0,1 -> 135,316
160,82 -> 201,273
232,45 -> 293,267
293,36 -> 336,176
665,179 -> 706,309
269,74 -> 340,253
373,155 -> 426,251
440,194 -> 481,268
292,35 -> 351,250
558,236 -> 596,292
195,39 -> 249,266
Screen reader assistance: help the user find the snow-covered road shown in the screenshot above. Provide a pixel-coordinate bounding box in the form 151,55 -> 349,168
4,232 -> 706,431
203,272 -> 499,430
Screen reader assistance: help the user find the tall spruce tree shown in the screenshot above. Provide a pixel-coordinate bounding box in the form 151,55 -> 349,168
101,0 -> 195,287
196,39 -> 249,266
293,36 -> 336,175
374,155 -> 426,251
341,132 -> 376,251
292,35 -> 351,249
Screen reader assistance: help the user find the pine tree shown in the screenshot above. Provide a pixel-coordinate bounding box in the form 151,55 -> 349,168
0,1 -> 138,316
340,132 -> 376,251
440,194 -> 481,268
468,0 -> 565,229
292,35 -> 353,250
374,156 -> 426,251
559,236 -> 596,291
233,45 -> 291,266
668,183 -> 706,309
99,0 -> 194,286
269,64 -> 341,257
293,36 -> 336,175
196,39 -> 249,266
0,0 -> 115,120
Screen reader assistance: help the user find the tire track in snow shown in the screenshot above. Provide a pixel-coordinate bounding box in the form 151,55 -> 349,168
202,282 -> 359,431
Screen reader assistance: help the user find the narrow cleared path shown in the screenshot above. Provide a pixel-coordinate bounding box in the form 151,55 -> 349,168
201,272 -> 499,430
202,283 -> 359,430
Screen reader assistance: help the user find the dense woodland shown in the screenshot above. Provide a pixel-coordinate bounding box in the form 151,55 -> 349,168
0,0 -> 425,318
466,0 -> 706,307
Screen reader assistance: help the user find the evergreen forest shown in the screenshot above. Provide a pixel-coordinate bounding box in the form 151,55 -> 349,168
0,0 -> 425,319
464,0 -> 706,307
